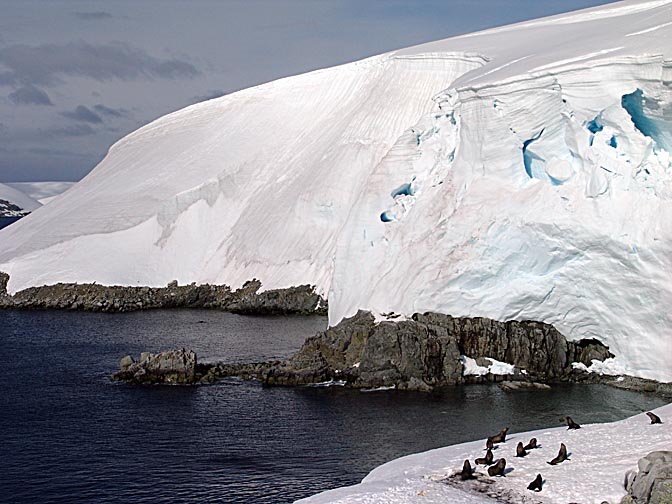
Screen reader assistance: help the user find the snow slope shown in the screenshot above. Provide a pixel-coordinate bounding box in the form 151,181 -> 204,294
298,402 -> 672,504
7,182 -> 76,205
0,0 -> 671,380
0,182 -> 41,215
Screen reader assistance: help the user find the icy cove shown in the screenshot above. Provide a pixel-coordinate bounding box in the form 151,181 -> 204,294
1,0 -> 672,383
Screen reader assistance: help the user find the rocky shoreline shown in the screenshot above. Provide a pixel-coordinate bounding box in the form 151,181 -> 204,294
109,310 -> 672,397
0,272 -> 327,315
262,311 -> 614,391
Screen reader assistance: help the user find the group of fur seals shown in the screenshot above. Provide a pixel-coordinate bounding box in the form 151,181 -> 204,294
455,410 -> 665,499
566,416 -> 581,429
547,443 -> 569,465
646,411 -> 662,424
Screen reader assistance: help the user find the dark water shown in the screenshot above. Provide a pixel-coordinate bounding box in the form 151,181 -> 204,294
0,216 -> 22,230
0,309 -> 666,504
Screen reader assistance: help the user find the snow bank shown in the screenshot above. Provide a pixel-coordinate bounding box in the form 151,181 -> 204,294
573,358 -> 630,376
297,402 -> 672,504
461,356 -> 517,376
0,0 -> 671,380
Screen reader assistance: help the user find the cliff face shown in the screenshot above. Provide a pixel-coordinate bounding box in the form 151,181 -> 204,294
263,311 -> 612,390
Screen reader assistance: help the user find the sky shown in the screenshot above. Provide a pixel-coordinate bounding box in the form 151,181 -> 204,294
0,0 -> 617,183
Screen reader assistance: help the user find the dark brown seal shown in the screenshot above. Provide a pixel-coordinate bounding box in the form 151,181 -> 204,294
489,427 -> 509,443
527,473 -> 543,492
566,416 -> 581,429
460,459 -> 476,480
523,437 -> 538,450
487,458 -> 506,476
547,443 -> 568,465
516,441 -> 528,458
475,448 -> 494,466
646,412 -> 662,424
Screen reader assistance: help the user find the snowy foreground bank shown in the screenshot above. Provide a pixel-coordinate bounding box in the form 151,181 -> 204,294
298,403 -> 672,504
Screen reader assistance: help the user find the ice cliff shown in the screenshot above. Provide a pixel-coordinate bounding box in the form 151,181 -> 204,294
1,0 -> 671,380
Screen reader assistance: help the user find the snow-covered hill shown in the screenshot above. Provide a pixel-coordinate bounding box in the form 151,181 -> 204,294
0,182 -> 41,217
1,0 -> 671,380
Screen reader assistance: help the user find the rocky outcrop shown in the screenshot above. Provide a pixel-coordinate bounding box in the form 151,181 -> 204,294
0,273 -> 326,315
0,199 -> 29,218
112,349 -> 198,384
262,311 -> 613,390
111,348 -> 278,385
622,451 -> 672,504
607,376 -> 672,398
0,271 -> 10,304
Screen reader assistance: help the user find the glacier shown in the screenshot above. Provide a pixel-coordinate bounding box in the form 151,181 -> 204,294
1,0 -> 671,381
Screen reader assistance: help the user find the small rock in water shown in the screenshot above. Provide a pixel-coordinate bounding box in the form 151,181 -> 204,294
112,348 -> 197,384
500,380 -> 551,391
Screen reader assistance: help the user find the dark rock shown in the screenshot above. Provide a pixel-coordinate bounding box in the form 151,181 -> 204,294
0,271 -> 326,315
112,348 -> 197,384
0,271 -> 13,307
608,376 -> 672,398
262,310 -> 613,391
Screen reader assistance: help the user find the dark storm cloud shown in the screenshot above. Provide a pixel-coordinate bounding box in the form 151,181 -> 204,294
73,11 -> 113,20
0,41 -> 200,86
8,84 -> 53,106
61,105 -> 103,124
93,104 -> 129,118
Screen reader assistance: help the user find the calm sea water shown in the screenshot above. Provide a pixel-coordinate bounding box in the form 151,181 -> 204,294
0,216 -> 22,230
0,309 -> 666,504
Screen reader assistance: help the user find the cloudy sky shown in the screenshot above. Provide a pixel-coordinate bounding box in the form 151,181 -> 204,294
0,0 -> 616,182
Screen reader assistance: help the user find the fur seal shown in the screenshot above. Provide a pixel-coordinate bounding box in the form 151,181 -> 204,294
487,458 -> 506,477
486,437 -> 495,450
527,473 -> 543,492
547,443 -> 568,465
566,416 -> 581,429
475,448 -> 494,466
490,427 -> 509,444
460,459 -> 476,480
523,438 -> 538,450
646,412 -> 662,424
516,441 -> 528,458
